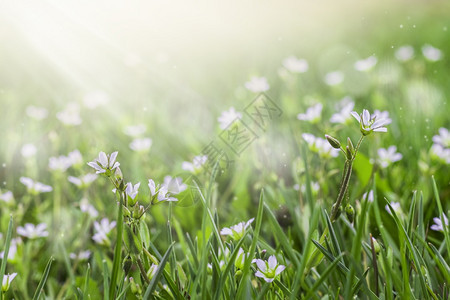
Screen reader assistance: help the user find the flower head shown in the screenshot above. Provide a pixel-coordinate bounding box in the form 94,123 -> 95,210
422,44 -> 442,62
354,56 -> 377,71
20,177 -> 53,194
430,214 -> 448,232
385,202 -> 402,215
182,155 -> 208,174
430,144 -> 450,164
79,198 -> 99,218
2,273 -> 17,292
21,143 -> 37,158
87,151 -> 120,175
220,218 -> 254,240
245,77 -> 270,92
148,179 -> 178,203
235,248 -> 249,270
218,107 -> 242,130
68,173 -> 98,188
351,109 -> 391,136
162,176 -> 187,194
124,124 -> 147,137
69,250 -> 92,261
330,100 -> 355,124
302,134 -> 339,158
125,182 -> 141,204
129,138 -> 152,152
324,71 -> 344,86
432,128 -> 450,148
363,190 -> 374,203
17,223 -> 49,239
282,56 -> 309,73
395,45 -> 414,61
297,103 -> 322,123
0,190 -> 13,203
377,146 -> 403,168
252,255 -> 286,283
92,218 -> 116,245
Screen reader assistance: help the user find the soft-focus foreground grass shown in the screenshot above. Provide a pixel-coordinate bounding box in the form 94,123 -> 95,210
0,2 -> 449,299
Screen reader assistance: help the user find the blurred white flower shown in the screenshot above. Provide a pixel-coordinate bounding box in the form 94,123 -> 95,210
79,197 -> 99,218
68,173 -> 98,188
324,71 -> 344,86
92,218 -> 116,245
430,144 -> 450,164
21,143 -> 37,158
68,149 -> 83,166
83,90 -> 110,110
87,151 -> 120,175
125,182 -> 140,200
245,77 -> 270,92
218,107 -> 242,129
422,44 -> 442,62
351,109 -> 391,135
56,102 -> 82,126
330,100 -> 355,124
282,56 -> 309,73
129,138 -> 152,152
297,103 -> 322,123
363,190 -> 374,203
354,56 -> 377,71
162,176 -> 187,194
147,264 -> 158,279
297,182 -> 320,194
385,202 -> 401,215
432,128 -> 450,148
252,255 -> 286,283
124,124 -> 147,137
20,177 -> 53,194
430,214 -> 448,232
0,190 -> 13,203
2,273 -> 17,292
69,250 -> 91,260
0,238 -> 20,261
220,218 -> 254,240
17,223 -> 48,239
148,179 -> 178,203
182,155 -> 208,173
377,146 -> 403,168
26,105 -> 48,120
48,156 -> 72,172
395,45 -> 414,61
302,134 -> 339,158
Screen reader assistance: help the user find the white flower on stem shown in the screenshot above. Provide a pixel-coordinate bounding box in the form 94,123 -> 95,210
235,248 -> 249,270
297,103 -> 323,123
422,44 -> 442,62
21,143 -> 37,158
2,273 -> 17,292
385,202 -> 402,215
83,90 -> 110,110
79,198 -> 99,218
324,71 -> 344,86
220,218 -> 254,240
430,214 -> 449,232
162,176 -> 187,194
282,56 -> 309,73
69,250 -> 91,260
430,144 -> 450,164
432,128 -> 450,148
252,255 -> 286,283
148,179 -> 178,203
68,174 -> 98,188
377,146 -> 403,168
92,218 -> 116,245
245,77 -> 270,92
351,109 -> 391,136
87,151 -> 120,175
56,102 -> 82,126
362,190 -> 374,203
0,190 -> 13,203
17,223 -> 49,239
354,56 -> 377,71
129,138 -> 152,152
26,106 -> 48,120
302,134 -> 339,158
395,45 -> 414,62
330,101 -> 355,124
124,124 -> 147,137
125,182 -> 140,201
182,155 -> 208,173
218,107 -> 242,130
20,177 -> 53,194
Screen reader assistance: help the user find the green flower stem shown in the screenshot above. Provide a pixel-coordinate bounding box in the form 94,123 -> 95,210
136,257 -> 150,285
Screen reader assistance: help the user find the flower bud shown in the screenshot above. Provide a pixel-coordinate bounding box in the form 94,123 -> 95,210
122,255 -> 133,275
345,204 -> 355,223
371,237 -> 381,254
346,146 -> 353,160
325,135 -> 341,149
129,277 -> 142,295
347,138 -> 355,155
113,167 -> 124,191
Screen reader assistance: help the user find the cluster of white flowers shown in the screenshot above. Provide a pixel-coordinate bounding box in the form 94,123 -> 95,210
92,218 -> 116,245
395,44 -> 442,62
430,128 -> 450,164
302,133 -> 339,158
218,107 -> 242,129
376,146 -> 403,168
17,223 -> 49,239
20,177 -> 53,194
220,218 -> 254,240
49,149 -> 83,172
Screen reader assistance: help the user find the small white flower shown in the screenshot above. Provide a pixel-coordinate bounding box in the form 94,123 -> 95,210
69,250 -> 91,260
395,45 -> 414,62
83,90 -> 110,110
218,107 -> 242,130
385,202 -> 402,215
21,143 -> 37,158
87,151 -> 120,175
297,103 -> 322,123
148,179 -> 178,203
430,144 -> 450,164
302,134 -> 339,158
56,102 -> 82,126
0,190 -> 13,203
235,248 -> 249,270
362,190 -> 374,203
92,218 -> 116,245
330,100 -> 355,124
129,138 -> 152,152
377,146 -> 403,168
162,176 -> 187,194
20,177 -> 53,194
48,156 -> 72,172
0,238 -> 20,260
2,273 -> 17,292
68,149 -> 83,166
17,223 -> 48,239
124,124 -> 147,137
220,218 -> 254,240
79,198 -> 99,218
282,56 -> 309,73
298,182 -> 320,194
430,214 -> 449,232
26,106 -> 48,120
422,44 -> 442,62
351,109 -> 391,135
182,155 -> 208,173
354,56 -> 377,71
432,128 -> 450,148
252,255 -> 286,283
324,71 -> 344,86
68,173 -> 98,188
245,77 -> 270,92
125,182 -> 141,200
